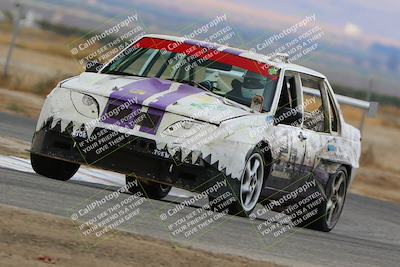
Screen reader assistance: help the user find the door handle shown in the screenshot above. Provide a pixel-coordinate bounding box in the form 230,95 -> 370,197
298,132 -> 307,141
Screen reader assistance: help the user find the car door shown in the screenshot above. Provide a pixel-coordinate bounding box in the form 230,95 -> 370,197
299,74 -> 331,175
265,71 -> 311,192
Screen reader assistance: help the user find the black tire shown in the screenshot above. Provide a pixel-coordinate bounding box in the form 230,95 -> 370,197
30,153 -> 80,181
126,175 -> 171,200
300,167 -> 348,232
209,148 -> 266,217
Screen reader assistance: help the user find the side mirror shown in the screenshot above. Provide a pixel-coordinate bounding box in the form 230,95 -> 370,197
85,61 -> 103,73
274,107 -> 303,126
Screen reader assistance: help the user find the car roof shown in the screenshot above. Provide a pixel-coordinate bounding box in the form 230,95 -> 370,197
142,34 -> 326,79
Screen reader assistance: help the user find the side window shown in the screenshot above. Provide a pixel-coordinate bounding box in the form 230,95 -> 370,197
301,75 -> 329,133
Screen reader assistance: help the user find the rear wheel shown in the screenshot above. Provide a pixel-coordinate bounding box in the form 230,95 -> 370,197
30,153 -> 80,181
209,149 -> 265,217
301,167 -> 348,232
126,175 -> 171,200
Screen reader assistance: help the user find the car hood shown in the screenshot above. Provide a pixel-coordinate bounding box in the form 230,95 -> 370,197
61,72 -> 253,124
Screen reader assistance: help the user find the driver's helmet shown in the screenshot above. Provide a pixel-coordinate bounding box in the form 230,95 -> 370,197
241,71 -> 267,99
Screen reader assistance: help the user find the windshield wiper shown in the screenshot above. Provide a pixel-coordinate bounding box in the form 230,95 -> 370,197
166,78 -> 193,85
166,78 -> 214,93
104,70 -> 146,78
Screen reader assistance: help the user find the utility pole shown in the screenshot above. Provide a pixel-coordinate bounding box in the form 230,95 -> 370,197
3,2 -> 23,78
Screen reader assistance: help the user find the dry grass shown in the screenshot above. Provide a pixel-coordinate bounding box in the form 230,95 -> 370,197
0,72 -> 72,95
0,22 -> 86,95
0,22 -> 95,59
342,105 -> 400,203
0,88 -> 44,118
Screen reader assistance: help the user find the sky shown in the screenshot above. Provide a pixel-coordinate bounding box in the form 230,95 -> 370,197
23,0 -> 400,46
125,0 -> 400,46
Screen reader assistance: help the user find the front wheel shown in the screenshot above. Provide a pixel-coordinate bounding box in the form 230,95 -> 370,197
30,153 -> 80,181
209,149 -> 265,217
126,175 -> 171,200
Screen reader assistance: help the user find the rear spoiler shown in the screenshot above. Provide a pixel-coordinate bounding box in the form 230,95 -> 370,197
303,88 -> 378,117
336,94 -> 379,117
303,88 -> 379,131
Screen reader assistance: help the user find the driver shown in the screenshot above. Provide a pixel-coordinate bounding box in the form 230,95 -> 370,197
241,71 -> 267,98
228,71 -> 267,99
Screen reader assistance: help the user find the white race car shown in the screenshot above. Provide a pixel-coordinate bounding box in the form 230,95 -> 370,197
30,34 -> 375,231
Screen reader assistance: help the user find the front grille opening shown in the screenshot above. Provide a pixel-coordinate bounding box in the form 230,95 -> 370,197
54,140 -> 73,150
139,140 -> 147,149
131,139 -> 138,146
148,143 -> 156,151
179,172 -> 196,180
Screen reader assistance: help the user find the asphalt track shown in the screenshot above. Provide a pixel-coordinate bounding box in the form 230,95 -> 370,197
1,112 -> 400,267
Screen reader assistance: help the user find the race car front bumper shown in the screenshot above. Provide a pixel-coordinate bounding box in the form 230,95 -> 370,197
30,119 -> 230,194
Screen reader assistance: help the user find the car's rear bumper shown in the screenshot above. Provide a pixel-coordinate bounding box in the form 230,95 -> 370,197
30,120 -> 230,194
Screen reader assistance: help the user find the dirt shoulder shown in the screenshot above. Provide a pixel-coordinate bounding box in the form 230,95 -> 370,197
351,167 -> 400,204
0,135 -> 30,158
0,204 -> 283,267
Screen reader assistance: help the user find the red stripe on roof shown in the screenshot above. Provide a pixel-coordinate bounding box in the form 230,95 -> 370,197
133,37 -> 278,80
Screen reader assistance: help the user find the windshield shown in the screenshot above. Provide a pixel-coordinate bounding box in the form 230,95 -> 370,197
101,37 -> 280,111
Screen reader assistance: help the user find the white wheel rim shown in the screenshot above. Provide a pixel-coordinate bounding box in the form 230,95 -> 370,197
326,171 -> 346,227
240,153 -> 264,212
